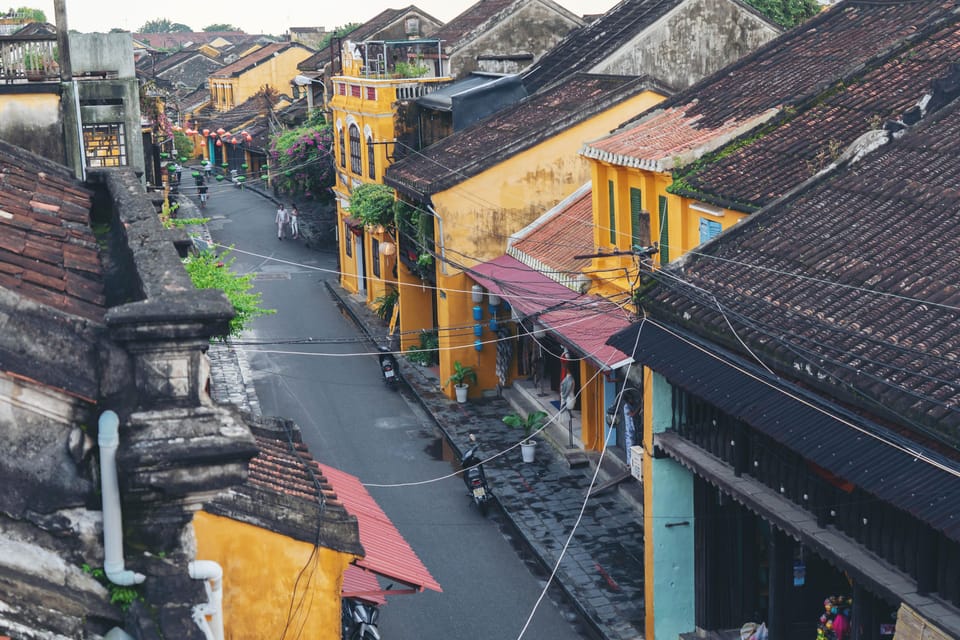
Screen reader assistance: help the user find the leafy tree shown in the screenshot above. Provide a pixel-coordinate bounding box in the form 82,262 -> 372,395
173,130 -> 194,160
268,121 -> 334,199
4,6 -> 45,22
138,18 -> 192,33
348,183 -> 395,226
743,0 -> 819,28
109,27 -> 126,33
183,248 -> 274,339
203,23 -> 240,32
317,23 -> 361,50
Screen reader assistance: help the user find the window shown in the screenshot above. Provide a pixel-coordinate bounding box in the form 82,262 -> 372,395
658,195 -> 669,263
338,127 -> 346,168
366,87 -> 376,101
367,136 -> 376,179
349,124 -> 361,175
351,84 -> 361,98
372,238 -> 381,278
629,187 -> 649,249
344,220 -> 352,257
699,218 -> 723,244
83,123 -> 127,167
608,180 -> 616,245
338,83 -> 346,96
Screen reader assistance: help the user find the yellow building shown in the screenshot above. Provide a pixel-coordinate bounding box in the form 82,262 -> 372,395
329,38 -> 451,310
209,42 -> 314,111
384,74 -> 666,401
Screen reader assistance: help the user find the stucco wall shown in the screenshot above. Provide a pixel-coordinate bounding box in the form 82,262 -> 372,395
0,92 -> 63,162
193,510 -> 354,640
592,0 -> 780,91
69,32 -> 136,79
449,0 -> 582,78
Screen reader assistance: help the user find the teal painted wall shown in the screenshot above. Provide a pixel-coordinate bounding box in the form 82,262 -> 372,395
651,372 -> 696,640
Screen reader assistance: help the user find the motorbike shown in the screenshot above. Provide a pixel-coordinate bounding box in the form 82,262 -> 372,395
341,597 -> 381,640
378,345 -> 400,390
461,434 -> 493,516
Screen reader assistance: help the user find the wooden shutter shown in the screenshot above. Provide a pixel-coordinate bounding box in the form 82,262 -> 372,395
658,195 -> 669,263
630,187 -> 649,249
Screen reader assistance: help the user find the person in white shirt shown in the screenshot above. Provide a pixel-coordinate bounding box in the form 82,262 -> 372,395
289,205 -> 300,239
276,204 -> 289,240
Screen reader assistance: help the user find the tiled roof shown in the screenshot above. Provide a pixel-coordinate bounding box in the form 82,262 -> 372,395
582,1 -> 957,169
430,0 -> 518,49
509,183 -> 594,289
624,90 -> 960,445
385,74 -> 657,198
249,435 -> 347,508
134,31 -> 249,50
211,42 -> 304,78
672,18 -> 960,211
522,0 -> 683,93
0,139 -> 103,321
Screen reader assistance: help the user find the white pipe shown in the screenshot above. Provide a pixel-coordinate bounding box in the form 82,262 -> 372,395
425,205 -> 448,275
189,560 -> 224,640
98,411 -> 146,586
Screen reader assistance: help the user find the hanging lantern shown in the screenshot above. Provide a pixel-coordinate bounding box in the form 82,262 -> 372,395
215,139 -> 222,147
474,339 -> 483,352
202,128 -> 210,137
243,132 -> 252,141
379,241 -> 396,256
216,127 -> 226,135
240,130 -> 249,137
471,285 -> 483,303
488,292 -> 501,306
230,137 -> 238,145
173,125 -> 182,131
473,306 -> 482,321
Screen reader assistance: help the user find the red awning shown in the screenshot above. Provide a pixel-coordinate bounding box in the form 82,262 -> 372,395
318,463 -> 442,597
469,255 -> 635,370
343,565 -> 387,605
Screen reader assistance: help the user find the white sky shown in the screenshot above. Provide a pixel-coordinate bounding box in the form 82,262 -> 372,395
36,0 -> 617,36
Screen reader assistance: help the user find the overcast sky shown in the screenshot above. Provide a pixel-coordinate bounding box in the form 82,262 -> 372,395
36,0 -> 616,36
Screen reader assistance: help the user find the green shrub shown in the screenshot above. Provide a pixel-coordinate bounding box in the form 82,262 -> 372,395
183,248 -> 275,339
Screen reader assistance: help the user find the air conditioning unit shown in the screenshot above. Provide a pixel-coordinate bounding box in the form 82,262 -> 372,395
630,446 -> 644,483
405,17 -> 420,35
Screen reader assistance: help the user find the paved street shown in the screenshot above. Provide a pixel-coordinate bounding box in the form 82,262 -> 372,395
201,184 -> 591,639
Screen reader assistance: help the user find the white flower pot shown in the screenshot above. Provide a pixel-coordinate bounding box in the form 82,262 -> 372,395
455,384 -> 469,403
521,440 -> 536,463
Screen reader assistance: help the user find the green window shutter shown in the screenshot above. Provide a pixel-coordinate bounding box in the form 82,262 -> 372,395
630,187 -> 650,249
658,195 -> 669,263
608,180 -> 616,244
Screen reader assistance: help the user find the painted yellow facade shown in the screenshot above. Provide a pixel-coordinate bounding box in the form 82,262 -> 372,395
193,510 -> 357,640
426,89 -> 665,401
209,44 -> 312,111
330,44 -> 451,315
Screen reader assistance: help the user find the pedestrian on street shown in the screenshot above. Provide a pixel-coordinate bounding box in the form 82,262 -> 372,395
276,204 -> 288,240
289,205 -> 300,239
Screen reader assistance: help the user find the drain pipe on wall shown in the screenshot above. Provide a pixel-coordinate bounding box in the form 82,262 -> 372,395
425,205 -> 449,275
98,411 -> 146,587
189,560 -> 224,640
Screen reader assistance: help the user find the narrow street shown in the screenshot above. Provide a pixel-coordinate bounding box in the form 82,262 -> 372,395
202,184 -> 590,639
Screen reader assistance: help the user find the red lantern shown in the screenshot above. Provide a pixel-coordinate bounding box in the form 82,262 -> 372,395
202,128 -> 210,137
173,125 -> 182,131
243,132 -> 252,141
215,139 -> 222,147
240,130 -> 248,137
216,127 -> 226,135
230,137 -> 239,145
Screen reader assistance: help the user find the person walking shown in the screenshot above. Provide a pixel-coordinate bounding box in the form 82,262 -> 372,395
276,204 -> 288,240
289,205 -> 300,240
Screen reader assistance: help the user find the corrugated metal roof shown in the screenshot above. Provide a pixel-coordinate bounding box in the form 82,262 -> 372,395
612,320 -> 960,541
318,463 -> 442,594
470,255 -> 634,369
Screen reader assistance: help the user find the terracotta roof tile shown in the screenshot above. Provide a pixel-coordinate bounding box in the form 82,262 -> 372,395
582,1 -> 957,169
0,141 -> 103,322
430,0 -> 517,49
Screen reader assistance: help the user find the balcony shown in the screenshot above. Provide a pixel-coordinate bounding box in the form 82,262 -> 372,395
0,32 -> 58,83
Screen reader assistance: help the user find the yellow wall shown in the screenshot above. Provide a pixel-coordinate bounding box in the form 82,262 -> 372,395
430,89 -> 665,399
193,511 -> 356,640
210,46 -> 313,111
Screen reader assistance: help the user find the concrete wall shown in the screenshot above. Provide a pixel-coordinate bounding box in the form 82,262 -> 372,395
448,0 -> 582,78
69,32 -> 136,78
0,90 -> 63,161
592,0 -> 780,91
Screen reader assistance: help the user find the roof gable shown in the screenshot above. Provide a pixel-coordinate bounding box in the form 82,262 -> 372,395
582,1 -> 957,168
431,0 -> 519,49
211,42 -> 308,78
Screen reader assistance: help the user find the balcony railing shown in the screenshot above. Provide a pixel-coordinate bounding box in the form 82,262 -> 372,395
0,33 -> 58,83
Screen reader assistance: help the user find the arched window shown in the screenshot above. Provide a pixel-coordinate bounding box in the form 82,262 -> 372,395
367,135 -> 376,179
338,126 -> 346,168
349,124 -> 361,175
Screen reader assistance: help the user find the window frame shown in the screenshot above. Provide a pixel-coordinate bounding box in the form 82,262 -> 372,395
349,124 -> 362,175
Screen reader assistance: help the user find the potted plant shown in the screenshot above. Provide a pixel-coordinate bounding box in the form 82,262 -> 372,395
446,361 -> 477,403
503,410 -> 548,462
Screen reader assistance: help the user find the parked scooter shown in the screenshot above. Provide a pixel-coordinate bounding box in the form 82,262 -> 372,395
378,345 -> 400,390
461,434 -> 493,516
341,597 -> 381,640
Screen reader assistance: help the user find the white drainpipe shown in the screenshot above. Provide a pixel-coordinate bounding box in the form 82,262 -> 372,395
98,410 -> 146,587
189,560 -> 224,640
426,205 -> 449,275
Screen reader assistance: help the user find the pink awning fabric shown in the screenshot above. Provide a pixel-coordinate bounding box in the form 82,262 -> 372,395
319,463 -> 442,596
468,255 -> 635,370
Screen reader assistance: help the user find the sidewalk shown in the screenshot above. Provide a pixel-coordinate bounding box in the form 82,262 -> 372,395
327,286 -> 646,640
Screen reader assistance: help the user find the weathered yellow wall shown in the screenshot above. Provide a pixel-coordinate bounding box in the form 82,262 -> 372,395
211,46 -> 312,110
193,511 -> 355,640
431,89 -> 664,397
0,92 -> 63,162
